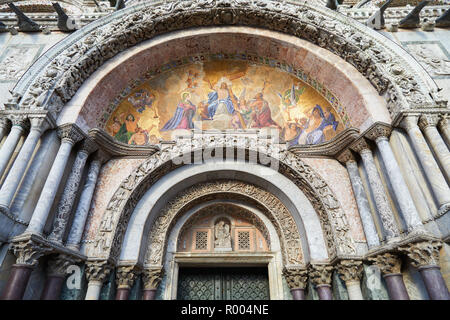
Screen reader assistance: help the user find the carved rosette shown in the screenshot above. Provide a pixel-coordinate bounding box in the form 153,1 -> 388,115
283,268 -> 308,290
368,252 -> 402,275
364,123 -> 392,143
398,241 -> 442,268
337,260 -> 363,284
309,265 -> 334,286
46,254 -> 79,277
85,261 -> 112,284
115,265 -> 139,289
418,114 -> 439,131
10,239 -> 52,266
336,149 -> 355,164
57,123 -> 84,145
142,267 -> 164,290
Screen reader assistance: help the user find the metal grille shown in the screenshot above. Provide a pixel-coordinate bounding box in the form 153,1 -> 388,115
238,231 -> 250,250
195,231 -> 208,250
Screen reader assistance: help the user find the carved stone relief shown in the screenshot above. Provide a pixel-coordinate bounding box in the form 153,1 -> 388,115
0,45 -> 44,82
403,41 -> 450,79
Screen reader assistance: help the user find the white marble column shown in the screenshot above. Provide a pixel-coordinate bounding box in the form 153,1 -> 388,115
351,138 -> 400,241
0,118 -> 11,142
401,115 -> 450,217
66,152 -> 108,250
48,139 -> 98,243
337,260 -> 364,300
419,114 -> 450,182
337,149 -> 380,249
25,124 -> 84,235
366,124 -> 425,234
0,116 -> 51,215
0,116 -> 28,179
438,114 -> 450,147
85,261 -> 111,300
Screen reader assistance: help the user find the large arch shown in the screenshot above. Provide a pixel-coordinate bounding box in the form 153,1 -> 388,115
7,0 -> 443,123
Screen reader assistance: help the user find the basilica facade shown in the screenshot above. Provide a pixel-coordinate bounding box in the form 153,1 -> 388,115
0,0 -> 449,300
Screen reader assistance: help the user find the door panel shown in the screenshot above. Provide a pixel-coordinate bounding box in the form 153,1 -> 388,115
177,267 -> 269,300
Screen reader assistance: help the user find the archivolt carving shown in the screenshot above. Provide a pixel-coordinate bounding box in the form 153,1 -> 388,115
11,0 -> 442,117
87,136 -> 356,264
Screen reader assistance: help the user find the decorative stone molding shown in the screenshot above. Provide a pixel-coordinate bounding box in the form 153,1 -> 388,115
143,181 -> 302,266
283,267 -> 308,290
309,264 -> 334,286
85,260 -> 112,283
115,265 -> 139,289
10,0 -> 438,119
336,149 -> 356,164
364,122 -> 393,142
57,123 -> 84,145
368,252 -> 402,275
418,114 -> 440,131
10,239 -> 52,266
87,136 -> 356,264
398,241 -> 442,268
46,254 -> 79,277
142,267 -> 163,290
337,259 -> 363,283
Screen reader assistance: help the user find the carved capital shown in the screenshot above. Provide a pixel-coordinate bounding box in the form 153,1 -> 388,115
336,149 -> 356,164
142,267 -> 164,290
10,239 -> 52,266
350,137 -> 371,154
309,265 -> 334,286
79,138 -> 98,155
46,254 -> 78,277
418,114 -> 439,131
283,268 -> 308,290
57,124 -> 84,145
7,114 -> 29,131
93,149 -> 111,164
368,252 -> 402,275
365,123 -> 392,142
0,117 -> 11,131
399,115 -> 419,131
438,113 -> 449,131
337,260 -> 363,283
398,241 -> 442,268
115,265 -> 139,289
28,115 -> 51,134
85,261 -> 112,283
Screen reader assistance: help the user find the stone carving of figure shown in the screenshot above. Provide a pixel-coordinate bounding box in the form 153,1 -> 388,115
214,220 -> 232,250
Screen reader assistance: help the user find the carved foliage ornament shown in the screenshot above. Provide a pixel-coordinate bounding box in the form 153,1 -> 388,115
368,252 -> 402,275
11,239 -> 52,266
88,138 -> 356,264
85,260 -> 112,283
142,267 -> 164,290
116,265 -> 139,289
14,0 -> 438,116
398,241 -> 442,268
336,259 -> 363,283
283,268 -> 308,290
309,264 -> 334,286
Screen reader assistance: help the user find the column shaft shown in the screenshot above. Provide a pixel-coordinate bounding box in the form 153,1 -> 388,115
0,123 -> 8,142
346,160 -> 380,248
66,160 -> 101,249
404,120 -> 450,213
26,141 -> 73,234
422,126 -> 450,182
376,138 -> 424,232
346,281 -> 363,300
0,264 -> 33,300
383,274 -> 410,300
418,266 -> 450,300
48,150 -> 89,243
85,281 -> 103,300
439,120 -> 450,147
0,126 -> 24,179
142,289 -> 157,300
316,285 -> 333,300
360,149 -> 400,240
290,288 -> 305,300
116,288 -> 130,300
40,275 -> 65,300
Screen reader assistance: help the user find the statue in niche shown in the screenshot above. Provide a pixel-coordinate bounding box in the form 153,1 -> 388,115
214,219 -> 232,251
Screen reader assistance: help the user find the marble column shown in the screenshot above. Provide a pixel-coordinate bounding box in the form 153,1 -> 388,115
85,261 -> 111,300
41,255 -> 75,300
337,149 -> 380,248
337,260 -> 364,300
1,239 -> 50,300
283,268 -> 308,300
0,118 -> 11,142
419,114 -> 450,182
370,252 -> 409,300
25,124 -> 84,235
66,151 -> 108,251
48,139 -> 98,243
0,116 -> 28,180
399,241 -> 449,300
115,266 -> 139,300
400,115 -> 450,217
438,114 -> 450,147
142,268 -> 163,300
351,138 -> 400,241
0,116 -> 51,215
309,265 -> 334,300
366,124 -> 425,233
